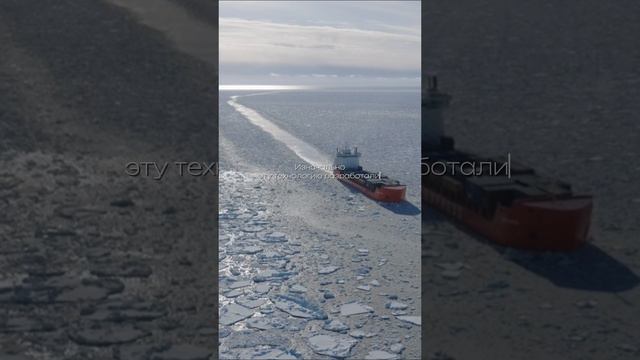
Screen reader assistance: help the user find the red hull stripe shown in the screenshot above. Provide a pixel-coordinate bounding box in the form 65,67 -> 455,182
423,186 -> 592,251
336,173 -> 406,203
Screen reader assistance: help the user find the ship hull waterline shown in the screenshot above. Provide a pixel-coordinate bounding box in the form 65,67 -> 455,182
423,186 -> 593,251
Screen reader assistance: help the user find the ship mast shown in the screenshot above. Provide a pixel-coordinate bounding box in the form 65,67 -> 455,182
422,75 -> 451,149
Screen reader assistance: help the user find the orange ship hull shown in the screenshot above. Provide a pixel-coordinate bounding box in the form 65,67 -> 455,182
335,170 -> 406,202
423,187 -> 592,251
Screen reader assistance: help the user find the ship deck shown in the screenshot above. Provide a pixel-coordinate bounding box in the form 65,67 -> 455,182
424,149 -> 575,199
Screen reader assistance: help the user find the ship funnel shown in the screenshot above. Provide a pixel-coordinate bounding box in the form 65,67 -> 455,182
423,75 -> 451,149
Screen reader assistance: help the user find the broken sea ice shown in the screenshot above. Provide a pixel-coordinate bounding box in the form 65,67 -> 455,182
385,301 -> 408,311
365,350 -> 399,360
318,266 -> 340,275
340,302 -> 374,317
396,315 -> 421,326
307,334 -> 358,358
273,294 -> 327,320
261,232 -> 288,243
236,296 -> 268,309
322,319 -> 350,333
219,303 -> 255,326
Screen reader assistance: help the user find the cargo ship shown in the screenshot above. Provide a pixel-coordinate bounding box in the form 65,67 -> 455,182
333,146 -> 406,202
422,76 -> 592,251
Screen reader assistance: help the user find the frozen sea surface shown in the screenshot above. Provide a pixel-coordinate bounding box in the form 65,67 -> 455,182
219,89 -> 421,359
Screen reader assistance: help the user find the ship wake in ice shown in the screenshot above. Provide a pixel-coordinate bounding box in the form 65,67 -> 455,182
228,94 -> 331,172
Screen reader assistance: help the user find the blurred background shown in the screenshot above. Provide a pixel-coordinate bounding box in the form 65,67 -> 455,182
422,1 -> 640,359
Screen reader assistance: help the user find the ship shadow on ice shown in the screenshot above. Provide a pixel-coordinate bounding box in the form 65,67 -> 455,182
423,208 -> 639,292
422,206 -> 449,223
470,230 -> 639,292
378,201 -> 421,215
500,243 -> 640,293
338,182 -> 421,215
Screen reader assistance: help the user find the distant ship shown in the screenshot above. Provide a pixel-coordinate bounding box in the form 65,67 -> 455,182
422,75 -> 592,251
333,146 -> 406,202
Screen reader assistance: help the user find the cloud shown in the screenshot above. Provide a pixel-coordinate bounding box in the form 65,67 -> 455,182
219,1 -> 421,32
219,18 -> 420,73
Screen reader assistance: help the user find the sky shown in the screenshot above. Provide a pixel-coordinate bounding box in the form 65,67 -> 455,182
219,1 -> 421,87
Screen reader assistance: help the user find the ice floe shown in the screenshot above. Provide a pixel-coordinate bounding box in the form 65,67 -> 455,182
389,343 -> 405,354
386,301 -> 408,311
236,297 -> 268,309
261,232 -> 288,243
322,319 -> 350,333
365,350 -> 399,360
289,284 -> 307,293
273,294 -> 327,320
230,347 -> 298,360
245,317 -> 290,331
253,270 -> 296,282
307,334 -> 358,358
318,266 -> 340,275
224,288 -> 246,298
340,302 -> 374,316
323,291 -> 336,300
219,303 -> 255,326
255,283 -> 271,294
228,280 -> 252,289
236,245 -> 264,255
396,315 -> 421,326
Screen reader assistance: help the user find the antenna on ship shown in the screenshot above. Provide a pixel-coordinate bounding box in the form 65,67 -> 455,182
423,74 -> 451,150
